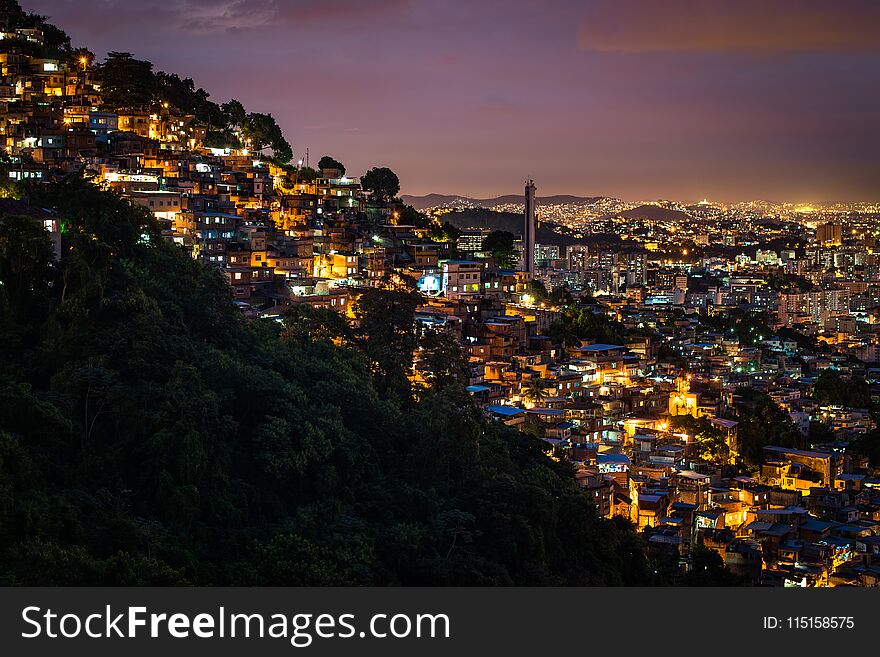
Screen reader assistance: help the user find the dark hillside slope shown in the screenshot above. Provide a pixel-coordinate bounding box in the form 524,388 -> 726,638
0,176 -> 655,585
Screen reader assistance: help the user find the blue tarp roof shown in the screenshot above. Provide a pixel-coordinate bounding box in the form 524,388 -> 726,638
598,453 -> 631,465
577,344 -> 626,352
486,405 -> 524,417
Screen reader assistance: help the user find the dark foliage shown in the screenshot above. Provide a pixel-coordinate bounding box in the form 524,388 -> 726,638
482,230 -> 518,269
812,370 -> 873,410
546,305 -> 626,349
0,0 -> 72,59
397,204 -> 430,229
361,167 -> 401,204
732,389 -> 803,464
681,545 -> 744,586
317,156 -> 345,175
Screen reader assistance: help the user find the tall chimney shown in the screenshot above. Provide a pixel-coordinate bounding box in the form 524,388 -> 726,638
523,179 -> 537,273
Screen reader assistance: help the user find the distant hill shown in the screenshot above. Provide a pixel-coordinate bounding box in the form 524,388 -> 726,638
439,209 -> 580,247
402,193 -> 606,210
610,204 -> 693,222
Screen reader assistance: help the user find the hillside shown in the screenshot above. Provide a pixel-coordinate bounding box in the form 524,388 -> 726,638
610,204 -> 693,222
0,2 -> 292,162
0,176 -> 656,586
439,209 -> 581,247
403,193 -> 607,210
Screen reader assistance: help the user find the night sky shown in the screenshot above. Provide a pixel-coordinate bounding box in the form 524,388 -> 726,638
28,0 -> 880,202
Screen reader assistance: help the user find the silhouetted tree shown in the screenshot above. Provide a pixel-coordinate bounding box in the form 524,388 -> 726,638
96,52 -> 157,108
317,156 -> 345,175
482,230 -> 518,268
361,167 -> 400,204
243,112 -> 292,163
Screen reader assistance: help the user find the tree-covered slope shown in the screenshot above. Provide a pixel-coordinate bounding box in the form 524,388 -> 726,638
0,176 -> 656,585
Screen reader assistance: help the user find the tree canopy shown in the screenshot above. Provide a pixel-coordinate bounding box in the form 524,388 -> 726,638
812,370 -> 873,410
295,166 -> 320,184
361,167 -> 401,204
669,416 -> 729,465
482,230 -> 518,269
429,221 -> 461,244
96,52 -> 158,109
0,0 -> 26,30
318,156 -> 345,175
546,305 -> 626,348
0,1 -> 73,59
681,545 -> 744,586
242,112 -> 292,163
733,389 -> 803,464
396,204 -> 430,228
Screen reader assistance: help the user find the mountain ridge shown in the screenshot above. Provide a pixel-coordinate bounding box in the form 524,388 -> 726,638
402,193 -> 608,210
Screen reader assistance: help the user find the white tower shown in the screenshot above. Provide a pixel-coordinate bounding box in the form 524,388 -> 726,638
524,179 -> 537,273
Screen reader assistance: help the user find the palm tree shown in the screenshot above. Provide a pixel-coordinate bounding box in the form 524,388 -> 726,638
523,378 -> 549,406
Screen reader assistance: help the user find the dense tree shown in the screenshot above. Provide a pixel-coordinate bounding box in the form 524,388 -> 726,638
733,389 -> 803,464
280,304 -> 351,346
546,305 -> 626,348
482,230 -> 518,269
39,20 -> 71,56
807,420 -> 835,447
429,221 -> 461,244
0,0 -> 25,30
353,287 -> 421,397
361,167 -> 401,204
242,112 -> 292,163
766,273 -> 814,294
853,428 -> 880,467
812,370 -> 873,410
549,284 -> 574,307
154,72 -> 224,128
96,52 -> 158,109
417,329 -> 471,394
397,204 -> 430,229
0,212 -> 55,320
295,166 -> 320,184
681,545 -> 743,586
70,47 -> 95,69
205,130 -> 242,150
669,416 -> 729,464
317,156 -> 345,175
0,153 -> 17,197
528,280 -> 550,304
221,99 -> 247,130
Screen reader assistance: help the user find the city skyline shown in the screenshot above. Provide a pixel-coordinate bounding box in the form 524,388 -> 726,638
27,0 -> 880,203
